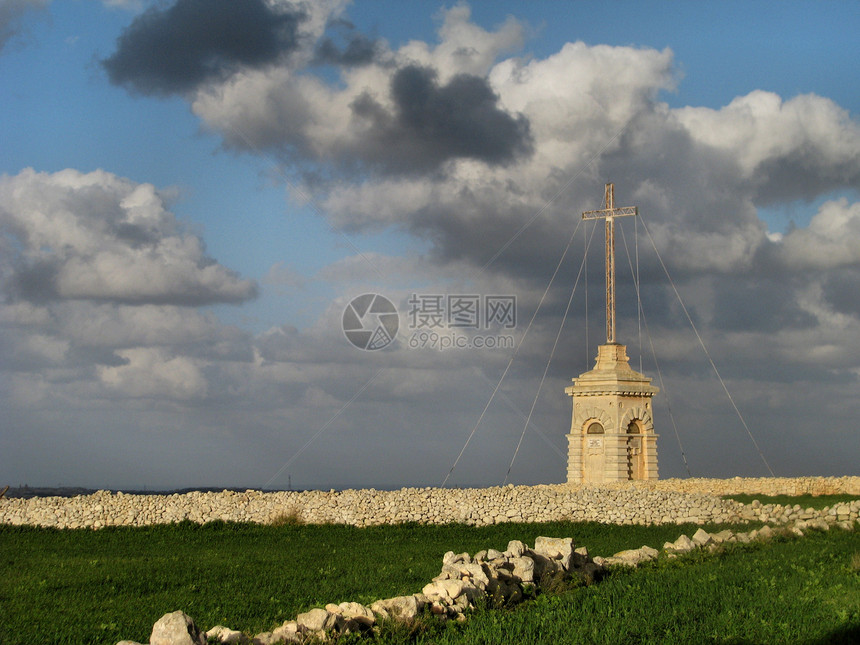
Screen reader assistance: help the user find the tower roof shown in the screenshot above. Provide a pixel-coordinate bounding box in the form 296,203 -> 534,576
565,343 -> 658,397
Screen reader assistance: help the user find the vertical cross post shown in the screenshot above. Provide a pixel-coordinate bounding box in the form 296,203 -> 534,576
582,183 -> 637,344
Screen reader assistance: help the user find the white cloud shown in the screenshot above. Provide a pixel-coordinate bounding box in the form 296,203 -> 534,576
778,198 -> 860,270
491,41 -> 675,145
189,5 -> 860,289
399,4 -> 525,81
6,4 -> 860,489
99,348 -> 208,400
675,91 -> 860,202
59,303 -> 245,349
192,5 -> 533,174
0,168 -> 257,305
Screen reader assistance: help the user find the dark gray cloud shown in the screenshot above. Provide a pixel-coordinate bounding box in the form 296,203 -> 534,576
315,33 -> 378,66
6,258 -> 58,304
712,279 -> 817,333
102,0 -> 304,95
753,152 -> 860,207
8,6 -> 860,491
350,65 -> 533,173
821,268 -> 860,317
314,20 -> 382,67
0,0 -> 47,53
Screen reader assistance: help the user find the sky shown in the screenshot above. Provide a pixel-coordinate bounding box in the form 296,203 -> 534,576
1,0 -> 858,491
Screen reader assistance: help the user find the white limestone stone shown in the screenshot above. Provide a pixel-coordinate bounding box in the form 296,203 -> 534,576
205,625 -> 248,644
149,611 -> 205,645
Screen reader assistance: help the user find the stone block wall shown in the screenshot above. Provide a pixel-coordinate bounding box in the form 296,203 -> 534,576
0,477 -> 857,530
642,476 -> 860,496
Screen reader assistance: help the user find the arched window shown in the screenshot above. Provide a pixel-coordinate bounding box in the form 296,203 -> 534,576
586,422 -> 604,434
627,420 -> 640,434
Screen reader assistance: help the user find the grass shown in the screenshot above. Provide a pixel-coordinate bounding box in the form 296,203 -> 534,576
1,517 -> 858,644
268,507 -> 305,526
393,530 -> 860,645
722,493 -> 857,509
1,519 -> 705,645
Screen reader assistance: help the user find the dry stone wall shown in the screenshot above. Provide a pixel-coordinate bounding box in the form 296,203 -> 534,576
641,476 -> 860,496
1,477 -> 858,530
119,518 -> 859,645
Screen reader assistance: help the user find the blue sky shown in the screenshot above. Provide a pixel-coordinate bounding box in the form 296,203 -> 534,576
1,0 -> 859,490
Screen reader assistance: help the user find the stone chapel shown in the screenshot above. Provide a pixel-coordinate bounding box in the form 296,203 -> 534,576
565,184 -> 659,483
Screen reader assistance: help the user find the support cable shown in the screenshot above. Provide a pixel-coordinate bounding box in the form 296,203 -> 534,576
635,216 -> 643,372
638,215 -> 775,477
263,368 -> 385,489
441,219 -> 583,487
503,221 -> 598,484
642,308 -> 692,477
619,226 -> 692,477
476,372 -> 567,462
584,221 -> 589,370
477,127 -> 627,276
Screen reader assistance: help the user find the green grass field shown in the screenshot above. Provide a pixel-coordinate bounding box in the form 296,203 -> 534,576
1,517 -> 858,645
722,493 -> 857,509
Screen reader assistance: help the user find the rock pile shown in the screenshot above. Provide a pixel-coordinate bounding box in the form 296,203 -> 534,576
117,515 -> 857,645
599,513 -> 856,568
644,476 -> 860,496
117,534 -> 606,645
2,481 -> 858,529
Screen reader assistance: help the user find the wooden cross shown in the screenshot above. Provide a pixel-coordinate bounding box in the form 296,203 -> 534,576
582,183 -> 638,344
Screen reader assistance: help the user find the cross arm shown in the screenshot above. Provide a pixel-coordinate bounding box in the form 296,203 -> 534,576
582,206 -> 638,220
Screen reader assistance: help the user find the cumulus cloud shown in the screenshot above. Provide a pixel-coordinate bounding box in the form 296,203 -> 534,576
186,1 -> 860,291
349,64 -> 533,172
314,32 -> 378,66
99,347 -> 208,400
199,25 -> 678,270
0,168 -> 258,305
777,198 -> 860,270
711,278 -> 817,333
313,18 -> 383,67
0,167 -> 258,412
675,91 -> 860,204
8,4 -> 860,488
0,0 -> 48,52
401,4 -> 525,80
190,4 -> 532,175
821,269 -> 860,318
102,0 -> 306,95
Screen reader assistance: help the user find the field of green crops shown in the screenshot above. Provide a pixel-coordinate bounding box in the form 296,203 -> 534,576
2,509 -> 859,644
722,493 -> 858,509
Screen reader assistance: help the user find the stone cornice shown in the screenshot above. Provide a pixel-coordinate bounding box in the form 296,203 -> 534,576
566,388 -> 657,397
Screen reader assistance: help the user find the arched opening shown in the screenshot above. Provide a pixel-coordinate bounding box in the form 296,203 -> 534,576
587,422 -> 604,434
583,421 -> 605,482
626,420 -> 644,480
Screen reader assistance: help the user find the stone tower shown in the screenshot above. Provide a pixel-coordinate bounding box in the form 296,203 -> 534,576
565,184 -> 659,483
565,343 -> 658,482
